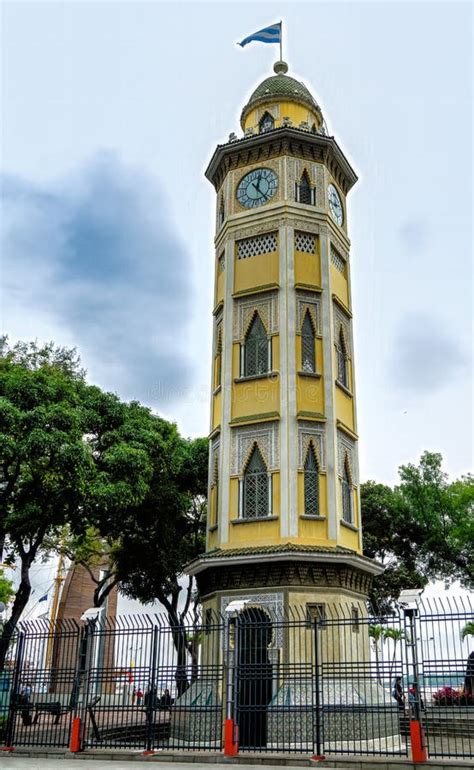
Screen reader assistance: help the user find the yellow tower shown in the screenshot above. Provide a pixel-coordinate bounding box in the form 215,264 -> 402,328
188,60 -> 382,622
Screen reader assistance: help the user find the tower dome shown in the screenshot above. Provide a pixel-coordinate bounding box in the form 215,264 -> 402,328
240,61 -> 324,131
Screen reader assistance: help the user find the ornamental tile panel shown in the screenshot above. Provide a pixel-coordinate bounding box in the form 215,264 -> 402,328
297,292 -> 321,334
233,292 -> 278,340
337,429 -> 359,486
231,421 -> 279,475
333,303 -> 352,356
236,232 -> 278,259
298,421 -> 326,470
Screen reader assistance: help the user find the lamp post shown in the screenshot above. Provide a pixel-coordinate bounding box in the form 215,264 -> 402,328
399,589 -> 427,763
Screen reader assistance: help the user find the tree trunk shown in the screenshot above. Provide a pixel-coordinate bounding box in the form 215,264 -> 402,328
0,557 -> 32,671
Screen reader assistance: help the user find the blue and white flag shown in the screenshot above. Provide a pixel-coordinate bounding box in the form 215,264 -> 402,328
238,22 -> 281,48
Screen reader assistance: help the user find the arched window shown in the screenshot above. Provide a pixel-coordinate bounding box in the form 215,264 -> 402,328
243,445 -> 269,519
219,196 -> 225,226
212,456 -> 219,524
296,170 -> 314,205
304,444 -> 320,516
259,112 -> 274,133
341,458 -> 353,523
215,327 -> 222,388
336,328 -> 348,388
301,311 -> 316,372
243,313 -> 269,377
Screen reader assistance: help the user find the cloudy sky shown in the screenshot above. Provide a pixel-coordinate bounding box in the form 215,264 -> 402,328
1,0 -> 472,490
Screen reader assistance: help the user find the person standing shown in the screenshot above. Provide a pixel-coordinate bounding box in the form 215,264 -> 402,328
392,676 -> 405,710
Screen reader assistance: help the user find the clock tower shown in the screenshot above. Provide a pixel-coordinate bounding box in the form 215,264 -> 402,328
187,60 -> 382,624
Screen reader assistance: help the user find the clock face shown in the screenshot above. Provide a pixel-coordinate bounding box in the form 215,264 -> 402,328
328,183 -> 344,226
236,168 -> 278,208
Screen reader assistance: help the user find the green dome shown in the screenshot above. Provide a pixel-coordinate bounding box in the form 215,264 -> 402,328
241,62 -> 321,126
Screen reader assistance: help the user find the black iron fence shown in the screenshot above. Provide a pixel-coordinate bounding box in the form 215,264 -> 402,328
0,596 -> 472,759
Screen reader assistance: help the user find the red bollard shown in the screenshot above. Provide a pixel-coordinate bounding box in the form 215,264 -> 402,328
410,720 -> 428,763
224,718 -> 238,756
69,717 -> 82,753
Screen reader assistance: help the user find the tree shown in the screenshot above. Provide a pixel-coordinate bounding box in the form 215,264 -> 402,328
361,481 -> 427,613
362,452 -> 474,613
0,339 -> 177,668
112,435 -> 209,695
398,453 -> 473,588
0,570 -> 14,607
461,622 -> 474,642
369,624 -> 385,684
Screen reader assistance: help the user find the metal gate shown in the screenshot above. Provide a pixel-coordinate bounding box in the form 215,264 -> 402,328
1,597 -> 473,759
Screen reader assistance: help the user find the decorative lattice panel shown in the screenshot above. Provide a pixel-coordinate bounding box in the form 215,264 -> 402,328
231,422 -> 279,475
210,437 -> 220,485
218,252 -> 225,272
297,293 -> 321,335
298,422 -> 326,470
295,231 -> 316,254
234,293 -> 278,340
304,453 -> 320,516
337,429 -> 359,486
331,246 -> 346,273
220,592 -> 285,650
243,473 -> 268,518
236,232 -> 277,259
214,313 -> 223,349
333,304 -> 352,356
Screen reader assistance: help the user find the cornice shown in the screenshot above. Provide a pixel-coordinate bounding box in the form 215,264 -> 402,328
332,294 -> 352,317
229,411 -> 280,427
205,127 -> 358,196
188,549 -> 384,578
232,283 -> 279,298
336,419 -> 359,441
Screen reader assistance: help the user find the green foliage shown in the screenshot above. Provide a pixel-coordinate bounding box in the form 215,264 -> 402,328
0,338 -> 190,664
362,452 -> 474,613
0,570 -> 14,606
461,622 -> 474,642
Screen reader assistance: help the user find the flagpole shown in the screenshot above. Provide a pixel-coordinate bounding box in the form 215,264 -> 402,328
280,20 -> 283,61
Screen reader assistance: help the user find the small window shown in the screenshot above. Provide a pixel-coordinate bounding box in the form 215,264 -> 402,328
336,328 -> 348,388
296,170 -> 315,205
259,112 -> 274,133
306,602 -> 326,628
341,459 -> 353,524
301,311 -> 316,373
304,444 -> 320,516
215,327 -> 222,388
352,606 -> 360,633
219,197 -> 225,226
243,445 -> 269,519
243,313 -> 269,377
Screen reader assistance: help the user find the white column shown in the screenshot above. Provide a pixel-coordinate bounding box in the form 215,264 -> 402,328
319,226 -> 338,541
219,236 -> 235,544
278,223 -> 289,537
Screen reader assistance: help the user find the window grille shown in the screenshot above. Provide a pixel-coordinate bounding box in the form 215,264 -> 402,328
306,602 -> 326,628
331,247 -> 346,273
336,328 -> 348,387
342,460 -> 353,523
301,312 -> 316,372
295,231 -> 316,254
237,232 -> 277,259
243,445 -> 269,518
218,252 -> 225,272
295,171 -> 315,205
304,445 -> 319,516
243,314 -> 269,376
352,606 -> 360,633
215,328 -> 222,387
259,112 -> 274,133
